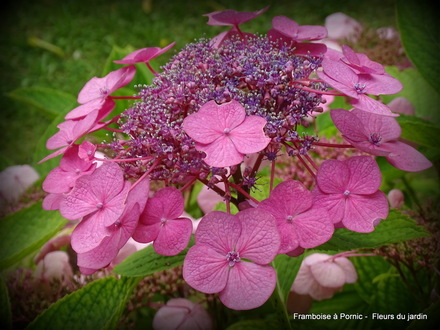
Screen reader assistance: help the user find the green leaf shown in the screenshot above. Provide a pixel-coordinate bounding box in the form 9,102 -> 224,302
0,277 -> 12,330
272,254 -> 304,305
27,276 -> 139,330
407,301 -> 440,330
397,1 -> 440,91
0,202 -> 67,270
7,87 -> 76,118
396,114 -> 440,150
114,238 -> 193,277
315,210 -> 429,252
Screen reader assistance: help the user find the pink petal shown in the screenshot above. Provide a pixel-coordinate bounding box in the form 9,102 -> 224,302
42,193 -> 64,211
345,156 -> 381,194
333,257 -> 358,283
77,65 -> 136,104
351,108 -> 401,141
316,159 -> 350,194
293,206 -> 334,248
153,217 -> 193,256
297,25 -> 327,41
65,98 -> 115,120
203,6 -> 269,27
349,94 -> 398,117
183,245 -> 229,294
234,208 -> 280,265
151,187 -> 185,220
312,188 -> 346,224
383,141 -> 432,172
330,108 -> 369,142
195,211 -> 241,255
76,231 -> 121,269
132,222 -> 160,243
358,73 -> 403,95
310,259 -> 347,288
387,97 -> 415,115
71,213 -> 113,253
320,58 -> 359,93
113,42 -> 175,64
230,115 -> 270,154
219,262 -> 277,310
270,16 -> 299,39
343,191 -> 389,232
196,137 -> 244,167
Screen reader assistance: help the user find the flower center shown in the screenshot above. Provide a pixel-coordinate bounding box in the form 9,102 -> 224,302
354,83 -> 367,94
96,202 -> 103,209
226,251 -> 241,267
343,190 -> 351,197
369,133 -> 382,145
223,128 -> 231,135
286,215 -> 294,223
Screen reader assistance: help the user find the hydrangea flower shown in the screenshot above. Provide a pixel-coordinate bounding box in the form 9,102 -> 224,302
183,209 -> 280,310
291,253 -> 357,300
133,187 -> 193,256
330,108 -> 432,171
258,180 -> 334,254
152,298 -> 213,330
313,156 -> 389,232
0,165 -> 39,205
183,100 -> 271,167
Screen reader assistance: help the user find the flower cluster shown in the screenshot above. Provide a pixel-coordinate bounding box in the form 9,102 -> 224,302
40,6 -> 432,311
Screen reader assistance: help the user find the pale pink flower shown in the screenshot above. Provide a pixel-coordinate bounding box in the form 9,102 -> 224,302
183,100 -> 270,167
388,189 -> 405,209
132,187 -> 193,256
268,16 -> 327,55
291,253 -> 357,300
153,298 -> 213,330
34,251 -> 73,286
77,65 -> 136,104
377,27 -> 399,40
183,209 -> 280,310
313,156 -> 389,233
114,43 -> 175,64
258,180 -> 334,254
325,12 -> 362,42
330,108 -> 432,172
317,58 -> 402,116
387,97 -> 415,116
0,165 -> 39,204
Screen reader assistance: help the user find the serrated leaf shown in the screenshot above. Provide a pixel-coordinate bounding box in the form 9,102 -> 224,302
0,277 -> 12,330
114,238 -> 193,277
0,202 -> 67,270
7,87 -> 76,118
397,1 -> 440,92
27,276 -> 139,330
315,210 -> 428,252
396,114 -> 440,150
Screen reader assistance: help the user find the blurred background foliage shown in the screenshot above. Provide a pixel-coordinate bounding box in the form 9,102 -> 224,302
0,0 -> 397,168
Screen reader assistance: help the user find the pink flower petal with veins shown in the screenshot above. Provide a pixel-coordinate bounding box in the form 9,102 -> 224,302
203,6 -> 269,27
219,262 -> 277,310
114,43 -> 175,64
77,65 -> 136,104
153,217 -> 193,256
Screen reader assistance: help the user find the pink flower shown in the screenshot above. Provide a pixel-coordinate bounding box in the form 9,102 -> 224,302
183,209 -> 280,310
313,156 -> 389,233
132,187 -> 193,256
388,189 -> 405,209
340,45 -> 385,75
291,253 -> 357,300
34,251 -> 73,286
114,43 -> 175,64
387,97 -> 415,116
317,58 -> 402,116
59,162 -> 130,226
183,100 -> 270,167
330,108 -> 432,172
77,65 -> 136,104
152,298 -> 213,330
65,98 -> 116,120
203,7 -> 269,28
258,180 -> 334,254
73,176 -> 150,275
268,16 -> 328,55
325,12 -> 362,42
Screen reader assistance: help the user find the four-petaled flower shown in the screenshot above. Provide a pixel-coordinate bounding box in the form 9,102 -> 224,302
258,180 -> 334,254
133,187 -> 193,256
183,209 -> 280,310
330,108 -> 432,172
313,156 -> 389,233
183,100 -> 271,167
